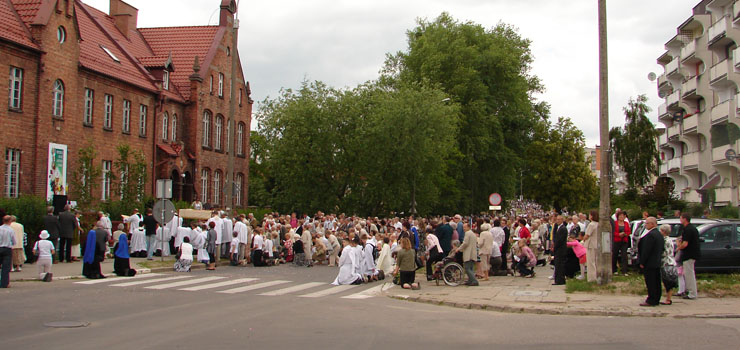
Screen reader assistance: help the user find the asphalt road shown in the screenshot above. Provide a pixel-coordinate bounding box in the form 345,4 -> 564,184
2,264 -> 740,350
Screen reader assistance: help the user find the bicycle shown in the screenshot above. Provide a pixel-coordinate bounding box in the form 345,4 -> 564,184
431,256 -> 465,286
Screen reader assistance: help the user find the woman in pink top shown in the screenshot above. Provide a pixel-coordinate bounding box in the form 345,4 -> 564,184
567,235 -> 587,280
515,239 -> 536,278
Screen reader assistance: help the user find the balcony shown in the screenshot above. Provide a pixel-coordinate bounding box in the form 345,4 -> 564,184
660,163 -> 669,175
713,144 -> 732,162
711,100 -> 731,123
683,114 -> 698,131
666,58 -> 679,76
682,77 -> 697,96
659,133 -> 668,146
668,123 -> 681,138
658,74 -> 668,88
681,39 -> 696,60
715,187 -> 733,203
683,191 -> 701,203
668,157 -> 682,170
735,47 -> 740,68
709,16 -> 729,43
667,90 -> 681,106
658,103 -> 668,119
683,152 -> 699,168
710,59 -> 729,83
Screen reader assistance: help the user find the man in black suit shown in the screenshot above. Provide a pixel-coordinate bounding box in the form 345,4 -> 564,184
552,215 -> 568,285
437,217 -> 454,256
58,205 -> 77,263
638,217 -> 664,306
42,206 -> 61,263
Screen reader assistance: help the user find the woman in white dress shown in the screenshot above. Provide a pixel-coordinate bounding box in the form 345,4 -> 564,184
332,239 -> 363,285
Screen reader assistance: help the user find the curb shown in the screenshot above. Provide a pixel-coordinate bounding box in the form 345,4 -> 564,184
12,267 -> 154,282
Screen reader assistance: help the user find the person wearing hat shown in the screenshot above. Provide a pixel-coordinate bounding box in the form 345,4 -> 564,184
33,230 -> 55,282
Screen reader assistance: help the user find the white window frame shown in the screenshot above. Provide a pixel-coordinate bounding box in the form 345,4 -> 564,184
215,116 -> 223,150
213,171 -> 221,205
103,94 -> 113,129
202,111 -> 211,147
102,160 -> 112,201
57,26 -> 66,43
162,112 -> 169,140
122,99 -> 131,133
83,88 -> 94,125
226,118 -> 231,153
218,73 -> 224,97
8,67 -> 23,110
139,104 -> 147,136
163,70 -> 169,90
52,80 -> 64,117
201,169 -> 209,203
171,114 -> 177,141
5,149 -> 20,198
237,123 -> 244,155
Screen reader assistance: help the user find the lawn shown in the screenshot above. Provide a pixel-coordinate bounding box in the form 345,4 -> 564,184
566,273 -> 740,297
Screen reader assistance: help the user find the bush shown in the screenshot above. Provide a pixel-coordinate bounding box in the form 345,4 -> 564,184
0,195 -> 48,237
712,206 -> 739,219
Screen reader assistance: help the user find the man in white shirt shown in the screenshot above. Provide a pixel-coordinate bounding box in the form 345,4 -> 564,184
251,230 -> 265,266
123,209 -> 142,234
221,211 -> 233,259
491,219 -> 506,250
234,214 -> 249,263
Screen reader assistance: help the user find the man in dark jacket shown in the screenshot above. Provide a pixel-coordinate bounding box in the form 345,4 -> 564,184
43,206 -> 61,263
552,215 -> 568,285
143,208 -> 158,260
638,217 -> 664,306
436,217 -> 454,255
58,205 -> 77,263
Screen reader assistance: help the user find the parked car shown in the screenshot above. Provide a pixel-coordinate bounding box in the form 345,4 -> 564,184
691,221 -> 740,271
628,218 -> 720,267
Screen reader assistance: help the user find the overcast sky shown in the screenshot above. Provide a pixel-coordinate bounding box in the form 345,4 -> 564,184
86,0 -> 700,146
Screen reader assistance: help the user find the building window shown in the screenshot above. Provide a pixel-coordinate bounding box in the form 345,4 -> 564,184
202,111 -> 211,147
163,70 -> 169,90
139,104 -> 147,136
209,75 -> 213,94
214,115 -> 223,150
122,100 -> 131,133
226,118 -> 231,153
103,94 -> 113,129
8,67 -> 23,110
171,114 -> 177,141
237,123 -> 244,155
57,26 -> 66,44
235,173 -> 243,206
83,89 -> 94,125
102,160 -> 112,201
200,169 -> 209,203
5,149 -> 20,198
213,170 -> 221,205
218,73 -> 224,97
162,112 -> 169,140
100,45 -> 120,63
52,80 -> 64,118
238,88 -> 242,106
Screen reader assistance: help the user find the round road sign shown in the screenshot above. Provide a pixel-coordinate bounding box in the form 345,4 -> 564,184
489,193 -> 502,206
153,199 -> 176,225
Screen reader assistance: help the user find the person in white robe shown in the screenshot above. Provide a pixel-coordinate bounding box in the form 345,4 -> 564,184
175,226 -> 191,248
207,212 -> 223,264
375,237 -> 393,275
123,209 -> 142,235
129,222 -> 147,256
300,223 -> 313,267
332,239 -> 362,285
361,234 -> 377,279
154,226 -> 171,257
353,238 -> 364,278
221,212 -> 233,258
234,215 -> 249,263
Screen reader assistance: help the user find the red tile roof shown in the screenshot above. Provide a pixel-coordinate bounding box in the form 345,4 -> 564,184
138,55 -> 170,68
0,0 -> 39,50
9,0 -> 42,26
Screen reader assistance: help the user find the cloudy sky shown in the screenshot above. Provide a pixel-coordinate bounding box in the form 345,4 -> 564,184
86,0 -> 700,146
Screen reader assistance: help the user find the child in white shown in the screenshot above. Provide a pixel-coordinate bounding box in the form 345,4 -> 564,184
229,232 -> 240,265
33,230 -> 55,281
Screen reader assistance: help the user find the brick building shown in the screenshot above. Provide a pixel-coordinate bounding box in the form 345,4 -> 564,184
0,0 -> 252,208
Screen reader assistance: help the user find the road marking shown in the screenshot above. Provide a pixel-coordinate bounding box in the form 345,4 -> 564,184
179,278 -> 259,291
341,284 -> 385,299
258,282 -> 325,296
145,276 -> 226,290
298,284 -> 359,298
218,280 -> 291,294
75,273 -> 164,285
110,275 -> 191,287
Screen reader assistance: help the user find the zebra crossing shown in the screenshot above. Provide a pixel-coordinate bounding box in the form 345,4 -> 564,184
74,273 -> 388,299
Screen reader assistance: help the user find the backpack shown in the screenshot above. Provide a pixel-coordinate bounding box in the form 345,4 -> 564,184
366,242 -> 378,261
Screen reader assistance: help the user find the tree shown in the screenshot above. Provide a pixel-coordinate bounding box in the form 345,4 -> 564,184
112,144 -> 147,212
383,13 -> 544,213
248,130 -> 273,207
610,95 -> 660,191
69,141 -> 101,211
523,117 -> 597,211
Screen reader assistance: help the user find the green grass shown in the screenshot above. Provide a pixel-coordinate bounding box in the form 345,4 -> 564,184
566,273 -> 740,297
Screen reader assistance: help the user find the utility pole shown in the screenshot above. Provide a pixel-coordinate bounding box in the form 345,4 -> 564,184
224,3 -> 239,218
597,0 -> 613,285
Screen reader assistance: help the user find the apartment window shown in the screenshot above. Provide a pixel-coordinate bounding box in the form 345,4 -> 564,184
209,75 -> 213,94
235,173 -> 243,206
171,114 -> 177,141
83,89 -> 94,125
237,123 -> 244,155
139,104 -> 147,136
213,170 -> 221,205
5,149 -> 20,198
162,112 -> 169,140
200,169 -> 209,203
103,94 -> 113,129
8,67 -> 23,110
163,70 -> 169,90
102,160 -> 112,201
52,80 -> 64,117
202,111 -> 211,147
122,99 -> 131,133
218,73 -> 224,97
214,115 -> 223,150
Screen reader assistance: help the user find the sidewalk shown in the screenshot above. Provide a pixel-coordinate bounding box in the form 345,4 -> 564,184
384,265 -> 740,319
8,257 -> 182,282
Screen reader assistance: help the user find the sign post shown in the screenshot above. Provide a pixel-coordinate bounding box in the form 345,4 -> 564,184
155,179 -> 174,262
489,193 -> 502,215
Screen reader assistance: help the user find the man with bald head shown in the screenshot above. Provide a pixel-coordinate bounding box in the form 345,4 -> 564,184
638,217 -> 664,306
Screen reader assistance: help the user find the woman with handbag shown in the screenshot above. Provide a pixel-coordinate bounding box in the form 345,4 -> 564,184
659,224 -> 678,305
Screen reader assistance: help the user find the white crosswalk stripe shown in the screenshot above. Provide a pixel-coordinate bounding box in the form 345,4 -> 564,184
110,275 -> 191,287
258,282 -> 325,296
145,276 -> 226,290
217,280 -> 290,294
341,283 -> 386,299
298,284 -> 359,298
179,278 -> 258,291
75,273 -> 164,285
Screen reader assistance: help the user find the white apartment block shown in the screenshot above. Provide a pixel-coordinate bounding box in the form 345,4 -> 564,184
657,0 -> 740,207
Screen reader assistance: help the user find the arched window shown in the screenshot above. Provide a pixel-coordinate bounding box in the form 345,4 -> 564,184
162,112 -> 169,140
171,114 -> 177,141
215,115 -> 223,150
237,123 -> 245,155
235,173 -> 244,206
213,170 -> 221,205
200,168 -> 209,203
202,111 -> 211,147
52,80 -> 64,117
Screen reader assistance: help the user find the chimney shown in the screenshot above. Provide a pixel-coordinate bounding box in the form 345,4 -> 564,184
109,0 -> 138,39
219,0 -> 236,27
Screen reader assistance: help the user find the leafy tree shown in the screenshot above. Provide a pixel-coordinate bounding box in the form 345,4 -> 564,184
523,117 -> 597,211
610,95 -> 660,190
111,144 -> 147,213
248,130 -> 273,207
68,141 -> 101,211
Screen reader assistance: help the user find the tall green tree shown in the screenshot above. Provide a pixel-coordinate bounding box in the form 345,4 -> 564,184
610,95 -> 660,190
523,117 -> 597,211
113,144 -> 147,208
383,12 -> 544,213
69,141 -> 101,211
248,130 -> 273,207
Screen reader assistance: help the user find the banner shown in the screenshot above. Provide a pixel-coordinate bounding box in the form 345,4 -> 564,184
47,143 -> 68,201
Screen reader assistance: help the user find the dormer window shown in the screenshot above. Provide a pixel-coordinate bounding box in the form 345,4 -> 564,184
163,70 -> 169,90
100,45 -> 120,63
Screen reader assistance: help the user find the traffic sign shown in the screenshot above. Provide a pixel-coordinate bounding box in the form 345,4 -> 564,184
488,193 -> 502,206
153,199 -> 176,225
489,205 -> 502,211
